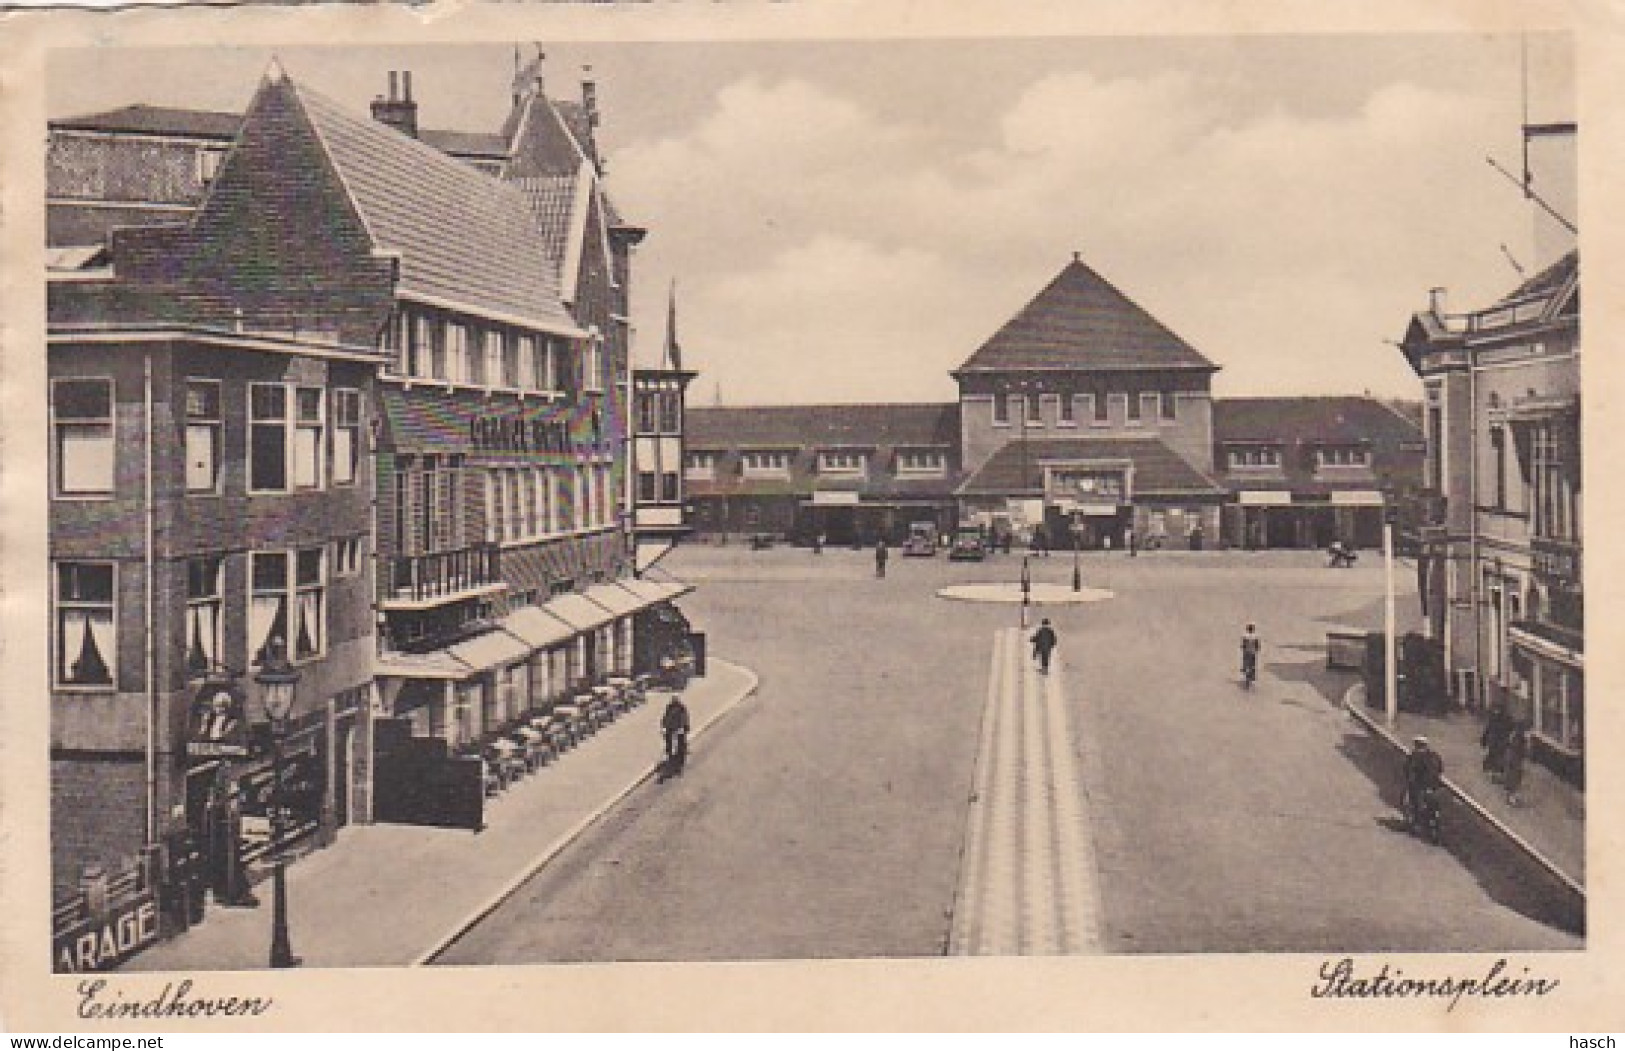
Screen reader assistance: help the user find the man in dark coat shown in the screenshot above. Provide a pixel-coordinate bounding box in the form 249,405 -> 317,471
874,539 -> 889,578
1030,618 -> 1059,674
660,694 -> 692,779
1481,703 -> 1513,779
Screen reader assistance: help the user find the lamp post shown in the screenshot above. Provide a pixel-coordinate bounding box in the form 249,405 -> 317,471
1382,494 -> 1398,729
1071,512 -> 1082,592
1020,555 -> 1032,629
256,639 -> 301,969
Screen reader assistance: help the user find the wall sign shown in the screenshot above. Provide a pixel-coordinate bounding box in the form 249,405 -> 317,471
187,680 -> 249,761
53,894 -> 160,973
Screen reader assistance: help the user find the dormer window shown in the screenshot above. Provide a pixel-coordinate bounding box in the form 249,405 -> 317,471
1317,446 -> 1370,468
818,451 -> 866,474
897,450 -> 946,476
1228,447 -> 1282,469
685,451 -> 717,481
742,451 -> 792,477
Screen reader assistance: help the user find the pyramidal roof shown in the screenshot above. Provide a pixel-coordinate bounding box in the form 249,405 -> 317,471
254,71 -> 582,337
956,257 -> 1216,374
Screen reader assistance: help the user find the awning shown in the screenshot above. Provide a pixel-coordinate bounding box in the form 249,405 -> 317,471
502,606 -> 575,650
1238,490 -> 1293,507
1330,490 -> 1386,507
620,578 -> 691,604
544,592 -> 613,632
585,583 -> 648,619
449,629 -> 531,672
376,650 -> 471,681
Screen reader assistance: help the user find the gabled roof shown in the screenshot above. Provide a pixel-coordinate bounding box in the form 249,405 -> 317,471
956,436 -> 1226,497
687,403 -> 961,450
419,128 -> 508,159
957,257 -> 1216,374
1493,249 -> 1578,309
1213,397 -> 1422,447
281,74 -> 580,335
51,103 -> 241,140
510,175 -> 577,280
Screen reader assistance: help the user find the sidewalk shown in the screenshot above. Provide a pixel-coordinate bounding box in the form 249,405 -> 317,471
1343,684 -> 1584,891
125,659 -> 759,971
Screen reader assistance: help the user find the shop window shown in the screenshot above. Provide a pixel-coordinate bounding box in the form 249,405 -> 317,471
186,556 -> 224,677
53,378 -> 115,497
332,388 -> 361,486
56,562 -> 115,688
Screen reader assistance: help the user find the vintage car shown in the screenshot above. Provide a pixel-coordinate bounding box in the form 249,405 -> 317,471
947,528 -> 988,562
902,521 -> 939,557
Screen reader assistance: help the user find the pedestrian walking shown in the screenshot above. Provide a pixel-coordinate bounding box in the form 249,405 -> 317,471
1480,703 -> 1513,780
1503,724 -> 1529,806
874,539 -> 889,578
1031,618 -> 1058,675
659,693 -> 692,781
1239,623 -> 1261,688
1127,527 -> 1137,557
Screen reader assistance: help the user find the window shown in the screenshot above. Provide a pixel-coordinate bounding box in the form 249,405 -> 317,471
332,389 -> 361,486
428,319 -> 448,381
1094,391 -> 1110,424
576,467 -> 592,527
659,391 -> 681,433
819,451 -> 865,474
583,338 -> 604,394
685,452 -> 717,480
1127,392 -> 1143,422
993,392 -> 1010,426
1229,447 -> 1281,468
250,548 -> 325,665
185,556 -> 223,677
53,378 -> 114,496
506,470 -> 523,540
249,384 -> 324,492
486,470 -> 504,544
1317,446 -> 1370,468
1532,421 -> 1578,541
185,380 -> 222,493
195,148 -> 224,185
557,470 -> 575,532
537,470 -> 555,536
1059,393 -> 1075,424
1491,427 -> 1508,509
1138,393 -> 1159,423
1025,392 -> 1042,426
56,562 -> 115,688
897,450 -> 946,475
1160,392 -> 1178,421
638,471 -> 658,503
661,472 -> 680,502
742,451 -> 791,476
637,393 -> 658,434
335,537 -> 363,577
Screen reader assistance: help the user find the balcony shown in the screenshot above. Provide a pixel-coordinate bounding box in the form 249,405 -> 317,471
382,544 -> 507,611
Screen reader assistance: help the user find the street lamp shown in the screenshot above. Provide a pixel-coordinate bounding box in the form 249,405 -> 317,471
1020,555 -> 1032,628
1071,512 -> 1082,592
255,638 -> 301,969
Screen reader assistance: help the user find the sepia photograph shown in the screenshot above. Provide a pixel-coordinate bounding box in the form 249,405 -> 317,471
2,1 -> 1613,1031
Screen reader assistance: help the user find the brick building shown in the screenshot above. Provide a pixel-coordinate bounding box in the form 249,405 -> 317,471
685,403 -> 962,546
45,58 -> 690,912
953,255 -> 1227,549
1213,397 -> 1425,550
1397,120 -> 1581,782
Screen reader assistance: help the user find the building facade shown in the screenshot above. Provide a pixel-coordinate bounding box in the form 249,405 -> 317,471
1213,397 -> 1425,550
1398,121 -> 1581,782
952,256 -> 1227,549
685,404 -> 963,546
632,286 -> 698,569
46,59 -> 693,919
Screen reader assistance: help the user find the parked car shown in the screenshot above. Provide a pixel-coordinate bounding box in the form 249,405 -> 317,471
948,528 -> 988,562
903,521 -> 938,557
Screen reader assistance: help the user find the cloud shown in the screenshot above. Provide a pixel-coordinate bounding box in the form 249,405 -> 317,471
614,66 -> 1542,403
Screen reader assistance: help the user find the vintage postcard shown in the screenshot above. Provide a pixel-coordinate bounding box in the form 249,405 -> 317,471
1,0 -> 1620,1032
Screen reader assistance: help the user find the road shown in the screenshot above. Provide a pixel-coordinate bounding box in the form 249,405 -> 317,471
438,546 -> 1579,963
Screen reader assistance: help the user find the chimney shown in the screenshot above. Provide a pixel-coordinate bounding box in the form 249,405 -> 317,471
370,70 -> 419,139
1429,286 -> 1448,318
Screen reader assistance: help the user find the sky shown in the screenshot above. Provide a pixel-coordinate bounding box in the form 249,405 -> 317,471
48,34 -> 1575,405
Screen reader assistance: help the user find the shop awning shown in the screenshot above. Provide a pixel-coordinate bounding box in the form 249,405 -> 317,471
376,650 -> 471,681
502,606 -> 575,650
622,577 -> 693,603
1238,490 -> 1293,507
544,592 -> 614,632
449,629 -> 531,672
585,583 -> 649,619
1330,490 -> 1386,507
